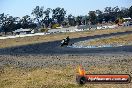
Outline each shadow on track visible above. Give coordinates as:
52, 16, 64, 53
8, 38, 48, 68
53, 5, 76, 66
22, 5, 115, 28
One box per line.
0, 30, 132, 55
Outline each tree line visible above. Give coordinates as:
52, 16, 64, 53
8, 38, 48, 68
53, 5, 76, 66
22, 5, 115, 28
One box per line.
0, 6, 132, 35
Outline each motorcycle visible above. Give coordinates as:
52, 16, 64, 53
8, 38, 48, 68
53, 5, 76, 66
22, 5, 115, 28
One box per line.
60, 39, 69, 47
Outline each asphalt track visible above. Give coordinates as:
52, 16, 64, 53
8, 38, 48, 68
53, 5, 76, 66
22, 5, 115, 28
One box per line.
0, 30, 132, 55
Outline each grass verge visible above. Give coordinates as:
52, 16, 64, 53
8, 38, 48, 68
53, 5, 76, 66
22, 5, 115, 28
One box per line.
0, 64, 131, 88
82, 34, 132, 46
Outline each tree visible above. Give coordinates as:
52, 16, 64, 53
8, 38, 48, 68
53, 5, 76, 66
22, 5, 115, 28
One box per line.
111, 6, 120, 20
96, 10, 103, 16
129, 6, 132, 18
104, 7, 112, 13
0, 13, 17, 34
81, 16, 89, 25
42, 8, 52, 28
20, 15, 31, 29
76, 16, 83, 25
96, 10, 103, 23
118, 7, 129, 18
0, 13, 5, 27
112, 6, 120, 13
68, 14, 76, 26
31, 6, 44, 27
6, 16, 16, 31
28, 23, 37, 29
52, 7, 66, 25
88, 11, 97, 25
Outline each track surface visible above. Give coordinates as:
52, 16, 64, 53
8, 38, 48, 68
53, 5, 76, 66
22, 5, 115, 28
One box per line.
0, 31, 132, 55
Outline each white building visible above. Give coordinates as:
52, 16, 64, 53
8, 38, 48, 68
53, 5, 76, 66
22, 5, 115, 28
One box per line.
13, 28, 34, 35
123, 17, 132, 26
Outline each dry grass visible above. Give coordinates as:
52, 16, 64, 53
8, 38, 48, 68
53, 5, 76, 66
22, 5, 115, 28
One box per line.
0, 54, 132, 88
0, 64, 131, 88
0, 27, 132, 48
82, 34, 132, 46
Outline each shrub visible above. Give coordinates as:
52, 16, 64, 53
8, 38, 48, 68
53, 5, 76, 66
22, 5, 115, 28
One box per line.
40, 28, 48, 32
51, 24, 60, 29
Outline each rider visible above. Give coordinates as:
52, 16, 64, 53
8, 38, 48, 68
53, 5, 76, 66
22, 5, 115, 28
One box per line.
61, 36, 70, 46
65, 36, 70, 44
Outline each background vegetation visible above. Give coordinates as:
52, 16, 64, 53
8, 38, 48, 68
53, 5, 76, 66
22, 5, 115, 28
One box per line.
0, 6, 132, 35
